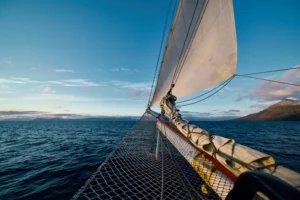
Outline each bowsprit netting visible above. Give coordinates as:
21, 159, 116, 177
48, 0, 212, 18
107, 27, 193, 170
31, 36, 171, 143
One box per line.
72, 113, 224, 200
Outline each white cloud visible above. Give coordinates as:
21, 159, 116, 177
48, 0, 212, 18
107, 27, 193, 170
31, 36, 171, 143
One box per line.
55, 69, 74, 73
48, 79, 104, 87
0, 78, 104, 87
23, 94, 97, 101
110, 68, 137, 73
43, 87, 55, 93
20, 94, 141, 102
236, 66, 300, 102
130, 89, 150, 97
3, 60, 11, 65
111, 80, 151, 90
0, 78, 38, 84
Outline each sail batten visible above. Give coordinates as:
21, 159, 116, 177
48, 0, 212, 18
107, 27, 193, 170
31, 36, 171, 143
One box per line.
150, 0, 237, 106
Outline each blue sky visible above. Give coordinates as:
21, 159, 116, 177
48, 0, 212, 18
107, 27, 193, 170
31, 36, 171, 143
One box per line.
0, 0, 299, 119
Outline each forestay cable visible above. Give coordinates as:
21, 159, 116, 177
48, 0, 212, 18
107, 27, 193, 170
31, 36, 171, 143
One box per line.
236, 74, 300, 87
240, 66, 300, 76
177, 66, 300, 105
148, 0, 175, 106
171, 0, 203, 86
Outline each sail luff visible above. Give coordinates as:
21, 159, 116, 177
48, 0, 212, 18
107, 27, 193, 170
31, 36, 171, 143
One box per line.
150, 0, 237, 106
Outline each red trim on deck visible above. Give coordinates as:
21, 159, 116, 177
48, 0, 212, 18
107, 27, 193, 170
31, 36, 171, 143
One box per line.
158, 118, 237, 182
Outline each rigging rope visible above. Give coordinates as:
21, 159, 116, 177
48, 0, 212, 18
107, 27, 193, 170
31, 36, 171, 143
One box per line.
239, 66, 300, 76
171, 0, 202, 86
177, 76, 235, 107
177, 66, 300, 105
73, 113, 227, 200
173, 0, 210, 86
148, 0, 174, 106
177, 77, 234, 103
235, 74, 300, 87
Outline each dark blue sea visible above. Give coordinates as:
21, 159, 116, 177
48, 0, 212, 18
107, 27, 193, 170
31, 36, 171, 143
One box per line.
0, 120, 299, 199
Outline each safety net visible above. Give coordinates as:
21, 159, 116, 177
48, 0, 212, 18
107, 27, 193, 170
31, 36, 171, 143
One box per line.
72, 113, 232, 200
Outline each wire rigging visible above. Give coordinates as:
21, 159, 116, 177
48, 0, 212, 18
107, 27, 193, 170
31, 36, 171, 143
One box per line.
177, 76, 234, 103
148, 0, 299, 107
239, 66, 300, 76
177, 67, 300, 105
173, 0, 211, 85
235, 74, 300, 87
177, 76, 235, 107
148, 0, 174, 106
171, 0, 201, 85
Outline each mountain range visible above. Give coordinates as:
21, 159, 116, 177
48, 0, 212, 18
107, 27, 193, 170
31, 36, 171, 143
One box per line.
234, 99, 300, 121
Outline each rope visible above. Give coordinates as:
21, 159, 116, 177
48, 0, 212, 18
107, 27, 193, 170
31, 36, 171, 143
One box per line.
160, 132, 164, 200
148, 0, 179, 106
177, 76, 235, 107
171, 0, 202, 86
161, 131, 196, 199
73, 113, 223, 199
148, 0, 174, 106
236, 74, 300, 87
173, 0, 209, 85
177, 77, 234, 103
240, 66, 300, 76
176, 66, 299, 105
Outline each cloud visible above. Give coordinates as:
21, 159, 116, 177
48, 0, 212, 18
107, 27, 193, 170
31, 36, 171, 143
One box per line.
179, 109, 242, 119
0, 110, 142, 120
236, 66, 300, 102
18, 94, 141, 102
221, 109, 240, 115
249, 103, 272, 110
0, 78, 104, 87
180, 111, 212, 117
0, 111, 47, 116
228, 109, 240, 112
43, 87, 55, 93
110, 68, 138, 73
48, 79, 103, 87
30, 67, 36, 70
54, 69, 74, 73
23, 94, 98, 101
111, 81, 151, 98
111, 80, 151, 90
130, 89, 150, 97
0, 111, 41, 115
3, 60, 11, 65
0, 78, 39, 84
0, 110, 86, 120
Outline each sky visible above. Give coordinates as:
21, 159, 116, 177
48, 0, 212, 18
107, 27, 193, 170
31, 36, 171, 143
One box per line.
0, 0, 299, 120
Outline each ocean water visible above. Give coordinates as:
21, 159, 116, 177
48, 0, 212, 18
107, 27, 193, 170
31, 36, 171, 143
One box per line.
0, 120, 299, 199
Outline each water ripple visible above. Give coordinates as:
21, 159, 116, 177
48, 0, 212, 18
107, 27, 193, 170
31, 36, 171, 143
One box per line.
0, 120, 299, 199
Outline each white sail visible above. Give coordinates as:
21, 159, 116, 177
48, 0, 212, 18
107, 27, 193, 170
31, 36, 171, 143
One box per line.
150, 0, 237, 106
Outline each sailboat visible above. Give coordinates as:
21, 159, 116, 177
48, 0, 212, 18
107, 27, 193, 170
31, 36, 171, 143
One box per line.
72, 0, 300, 199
